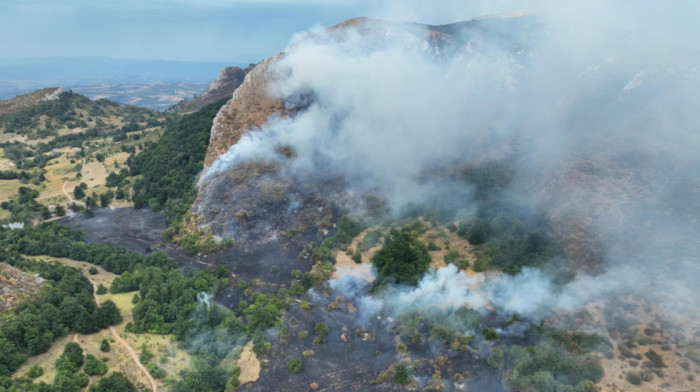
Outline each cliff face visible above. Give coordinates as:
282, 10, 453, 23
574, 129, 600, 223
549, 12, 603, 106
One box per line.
173, 64, 255, 113
191, 15, 540, 250
0, 87, 63, 115
203, 56, 286, 168
192, 14, 698, 270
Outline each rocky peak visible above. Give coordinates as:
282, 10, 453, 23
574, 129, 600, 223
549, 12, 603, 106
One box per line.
172, 64, 255, 113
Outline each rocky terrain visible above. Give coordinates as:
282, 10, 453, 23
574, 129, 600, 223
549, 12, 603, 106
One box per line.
0, 262, 44, 313
172, 64, 256, 113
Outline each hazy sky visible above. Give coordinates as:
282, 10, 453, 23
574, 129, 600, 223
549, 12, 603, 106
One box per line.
0, 0, 541, 63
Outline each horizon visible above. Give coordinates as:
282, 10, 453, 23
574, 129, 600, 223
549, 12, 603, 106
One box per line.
0, 0, 532, 63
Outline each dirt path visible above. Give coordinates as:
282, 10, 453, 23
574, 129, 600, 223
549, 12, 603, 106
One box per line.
62, 182, 75, 203
91, 283, 158, 392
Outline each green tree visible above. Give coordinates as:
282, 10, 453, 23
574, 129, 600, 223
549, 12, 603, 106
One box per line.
84, 354, 108, 376
60, 342, 84, 368
87, 372, 137, 392
27, 364, 44, 379
286, 358, 303, 374
100, 339, 111, 353
73, 186, 85, 200
372, 230, 431, 285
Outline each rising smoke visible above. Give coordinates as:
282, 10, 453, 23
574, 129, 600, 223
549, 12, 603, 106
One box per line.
206, 0, 700, 321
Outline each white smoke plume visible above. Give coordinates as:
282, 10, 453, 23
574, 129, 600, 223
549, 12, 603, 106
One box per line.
208, 0, 700, 320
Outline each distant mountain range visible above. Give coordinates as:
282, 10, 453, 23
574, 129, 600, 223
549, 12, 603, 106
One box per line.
0, 57, 249, 110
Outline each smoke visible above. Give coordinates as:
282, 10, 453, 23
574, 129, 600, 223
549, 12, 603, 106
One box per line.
206, 0, 700, 321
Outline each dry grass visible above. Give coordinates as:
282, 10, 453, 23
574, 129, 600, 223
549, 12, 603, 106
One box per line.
236, 341, 261, 385
0, 179, 22, 201
81, 161, 108, 188
18, 256, 193, 391
333, 228, 382, 282
580, 296, 700, 392
417, 221, 477, 271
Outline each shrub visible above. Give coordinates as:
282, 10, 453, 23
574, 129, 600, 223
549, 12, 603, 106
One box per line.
302, 350, 315, 358
298, 330, 309, 340
488, 346, 505, 368
96, 284, 108, 295
396, 342, 408, 353
100, 339, 111, 352
626, 372, 642, 385
394, 364, 411, 385
286, 358, 303, 374
482, 328, 498, 341
84, 354, 108, 376
372, 230, 431, 285
27, 364, 43, 379
88, 266, 98, 275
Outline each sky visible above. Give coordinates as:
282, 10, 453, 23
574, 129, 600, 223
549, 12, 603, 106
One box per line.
0, 0, 535, 63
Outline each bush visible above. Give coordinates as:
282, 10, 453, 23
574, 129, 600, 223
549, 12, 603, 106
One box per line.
372, 230, 431, 285
84, 354, 108, 376
88, 266, 98, 275
96, 284, 108, 295
252, 340, 271, 356
27, 364, 43, 379
626, 371, 642, 385
302, 350, 315, 358
393, 363, 411, 385
88, 372, 137, 392
100, 339, 111, 353
286, 358, 303, 374
488, 346, 505, 368
482, 328, 498, 341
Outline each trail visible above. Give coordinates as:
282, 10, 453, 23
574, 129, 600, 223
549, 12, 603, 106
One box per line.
61, 182, 75, 203
91, 282, 158, 392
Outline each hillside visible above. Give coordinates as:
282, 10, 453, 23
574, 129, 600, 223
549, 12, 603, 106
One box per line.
0, 89, 165, 223
184, 14, 699, 391
0, 10, 698, 392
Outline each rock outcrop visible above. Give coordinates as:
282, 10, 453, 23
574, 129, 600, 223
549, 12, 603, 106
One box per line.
172, 64, 255, 113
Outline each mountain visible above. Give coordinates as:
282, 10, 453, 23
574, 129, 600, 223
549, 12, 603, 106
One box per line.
0, 88, 164, 223
1, 12, 698, 392
182, 14, 699, 391
0, 87, 63, 116
171, 64, 256, 112
0, 57, 247, 110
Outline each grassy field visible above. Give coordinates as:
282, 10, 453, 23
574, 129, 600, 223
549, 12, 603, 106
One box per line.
14, 256, 193, 391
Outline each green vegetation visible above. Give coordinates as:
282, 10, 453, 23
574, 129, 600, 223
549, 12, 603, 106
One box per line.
26, 364, 43, 379
392, 306, 479, 349
0, 254, 122, 376
285, 358, 303, 374
488, 346, 506, 368
0, 222, 178, 274
503, 343, 604, 391
128, 99, 227, 229
87, 372, 137, 392
482, 327, 498, 341
84, 354, 108, 376
1, 186, 51, 223
456, 164, 566, 275
372, 229, 431, 285
393, 363, 411, 385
